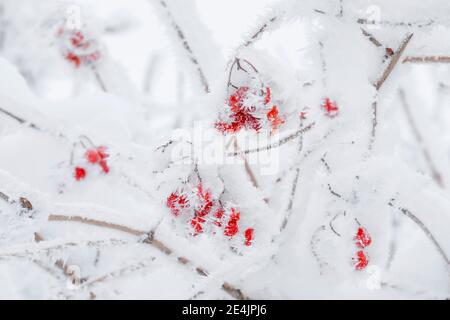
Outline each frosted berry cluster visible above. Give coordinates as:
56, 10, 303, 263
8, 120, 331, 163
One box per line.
166, 183, 254, 247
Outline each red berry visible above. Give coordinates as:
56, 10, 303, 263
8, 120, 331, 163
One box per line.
166, 192, 189, 216
213, 208, 225, 227
65, 52, 81, 68
99, 159, 110, 174
74, 167, 86, 181
267, 105, 285, 131
215, 86, 262, 134
264, 87, 271, 105
321, 97, 339, 117
96, 146, 109, 159
354, 250, 369, 270
355, 227, 372, 248
85, 147, 109, 173
299, 111, 307, 120
85, 149, 100, 164
191, 216, 205, 234
244, 228, 254, 246
224, 208, 240, 237
195, 183, 213, 218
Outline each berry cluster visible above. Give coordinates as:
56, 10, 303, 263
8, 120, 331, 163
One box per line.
215, 86, 285, 134
166, 183, 254, 246
73, 146, 110, 181
352, 226, 372, 270
57, 27, 101, 68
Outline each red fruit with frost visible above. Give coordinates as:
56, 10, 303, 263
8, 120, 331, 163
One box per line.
99, 159, 110, 174
354, 250, 369, 270
195, 183, 214, 218
244, 228, 254, 246
58, 28, 101, 68
85, 147, 110, 173
215, 86, 262, 134
166, 192, 189, 217
224, 208, 240, 237
85, 149, 101, 164
267, 105, 285, 131
264, 87, 271, 105
65, 52, 81, 68
96, 146, 109, 159
191, 216, 205, 235
299, 111, 307, 120
213, 208, 225, 227
322, 97, 339, 117
355, 227, 372, 248
71, 31, 85, 47
74, 167, 86, 181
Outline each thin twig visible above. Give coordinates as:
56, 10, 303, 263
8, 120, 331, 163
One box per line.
403, 56, 450, 64
232, 136, 259, 189
83, 257, 157, 288
281, 119, 305, 231
0, 106, 41, 131
48, 214, 146, 236
155, 0, 209, 93
388, 201, 450, 267
357, 18, 433, 28
242, 16, 277, 49
227, 122, 315, 157
310, 225, 328, 275
91, 65, 107, 92
398, 88, 444, 188
361, 28, 383, 47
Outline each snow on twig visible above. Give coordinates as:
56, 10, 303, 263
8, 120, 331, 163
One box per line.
150, 0, 212, 93
47, 214, 250, 299
403, 56, 450, 63
227, 122, 315, 157
398, 88, 444, 188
